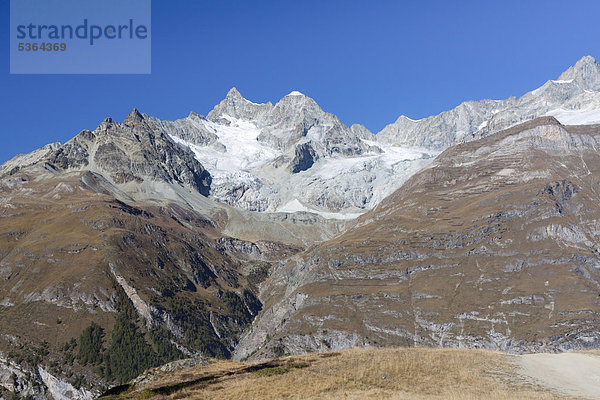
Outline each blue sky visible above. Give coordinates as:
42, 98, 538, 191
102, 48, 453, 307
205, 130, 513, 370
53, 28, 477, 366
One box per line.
2, 0, 600, 163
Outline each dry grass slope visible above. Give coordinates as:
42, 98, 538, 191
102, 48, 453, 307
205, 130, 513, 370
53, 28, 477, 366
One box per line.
99, 347, 577, 400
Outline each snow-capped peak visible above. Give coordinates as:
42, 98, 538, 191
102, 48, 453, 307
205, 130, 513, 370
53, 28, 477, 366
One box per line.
287, 91, 305, 96
398, 115, 422, 123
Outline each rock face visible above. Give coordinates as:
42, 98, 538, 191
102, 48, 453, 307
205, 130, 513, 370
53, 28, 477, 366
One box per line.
3, 109, 213, 199
54, 109, 212, 196
235, 117, 600, 360
149, 111, 220, 147
290, 142, 317, 173
9, 57, 600, 220
207, 87, 274, 123
377, 99, 517, 150
378, 56, 600, 150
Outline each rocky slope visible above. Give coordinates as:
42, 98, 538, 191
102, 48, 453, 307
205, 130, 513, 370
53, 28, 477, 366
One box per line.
235, 117, 600, 360
0, 110, 319, 398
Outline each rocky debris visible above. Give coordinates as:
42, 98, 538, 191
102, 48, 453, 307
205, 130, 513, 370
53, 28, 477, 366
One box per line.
0, 354, 44, 399
38, 367, 95, 400
540, 180, 580, 202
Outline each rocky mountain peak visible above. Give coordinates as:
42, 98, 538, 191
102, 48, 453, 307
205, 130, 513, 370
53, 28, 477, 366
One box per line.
557, 55, 600, 89
350, 123, 374, 139
272, 90, 322, 117
188, 111, 204, 119
571, 55, 597, 70
225, 87, 244, 100
278, 90, 313, 103
123, 108, 146, 127
207, 88, 273, 122
378, 55, 600, 151
96, 117, 116, 133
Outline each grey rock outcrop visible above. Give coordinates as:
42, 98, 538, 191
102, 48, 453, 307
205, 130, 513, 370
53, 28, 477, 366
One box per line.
377, 98, 517, 149
149, 111, 220, 147
6, 109, 213, 197
290, 142, 317, 173
0, 142, 62, 176
557, 55, 600, 89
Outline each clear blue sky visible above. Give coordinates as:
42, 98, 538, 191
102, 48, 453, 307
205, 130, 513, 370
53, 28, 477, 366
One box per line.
2, 0, 600, 163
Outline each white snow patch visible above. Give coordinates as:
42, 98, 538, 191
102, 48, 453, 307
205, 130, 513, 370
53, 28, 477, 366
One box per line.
170, 115, 281, 186
310, 142, 433, 181
287, 91, 305, 96
170, 115, 437, 216
400, 115, 423, 122
546, 108, 600, 125
242, 97, 260, 105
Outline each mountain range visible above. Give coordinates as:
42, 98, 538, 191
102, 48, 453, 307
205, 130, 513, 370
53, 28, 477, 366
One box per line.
2, 56, 600, 399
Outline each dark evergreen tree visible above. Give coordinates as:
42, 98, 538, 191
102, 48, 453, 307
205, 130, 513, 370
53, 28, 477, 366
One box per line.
77, 322, 104, 366
103, 313, 157, 383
